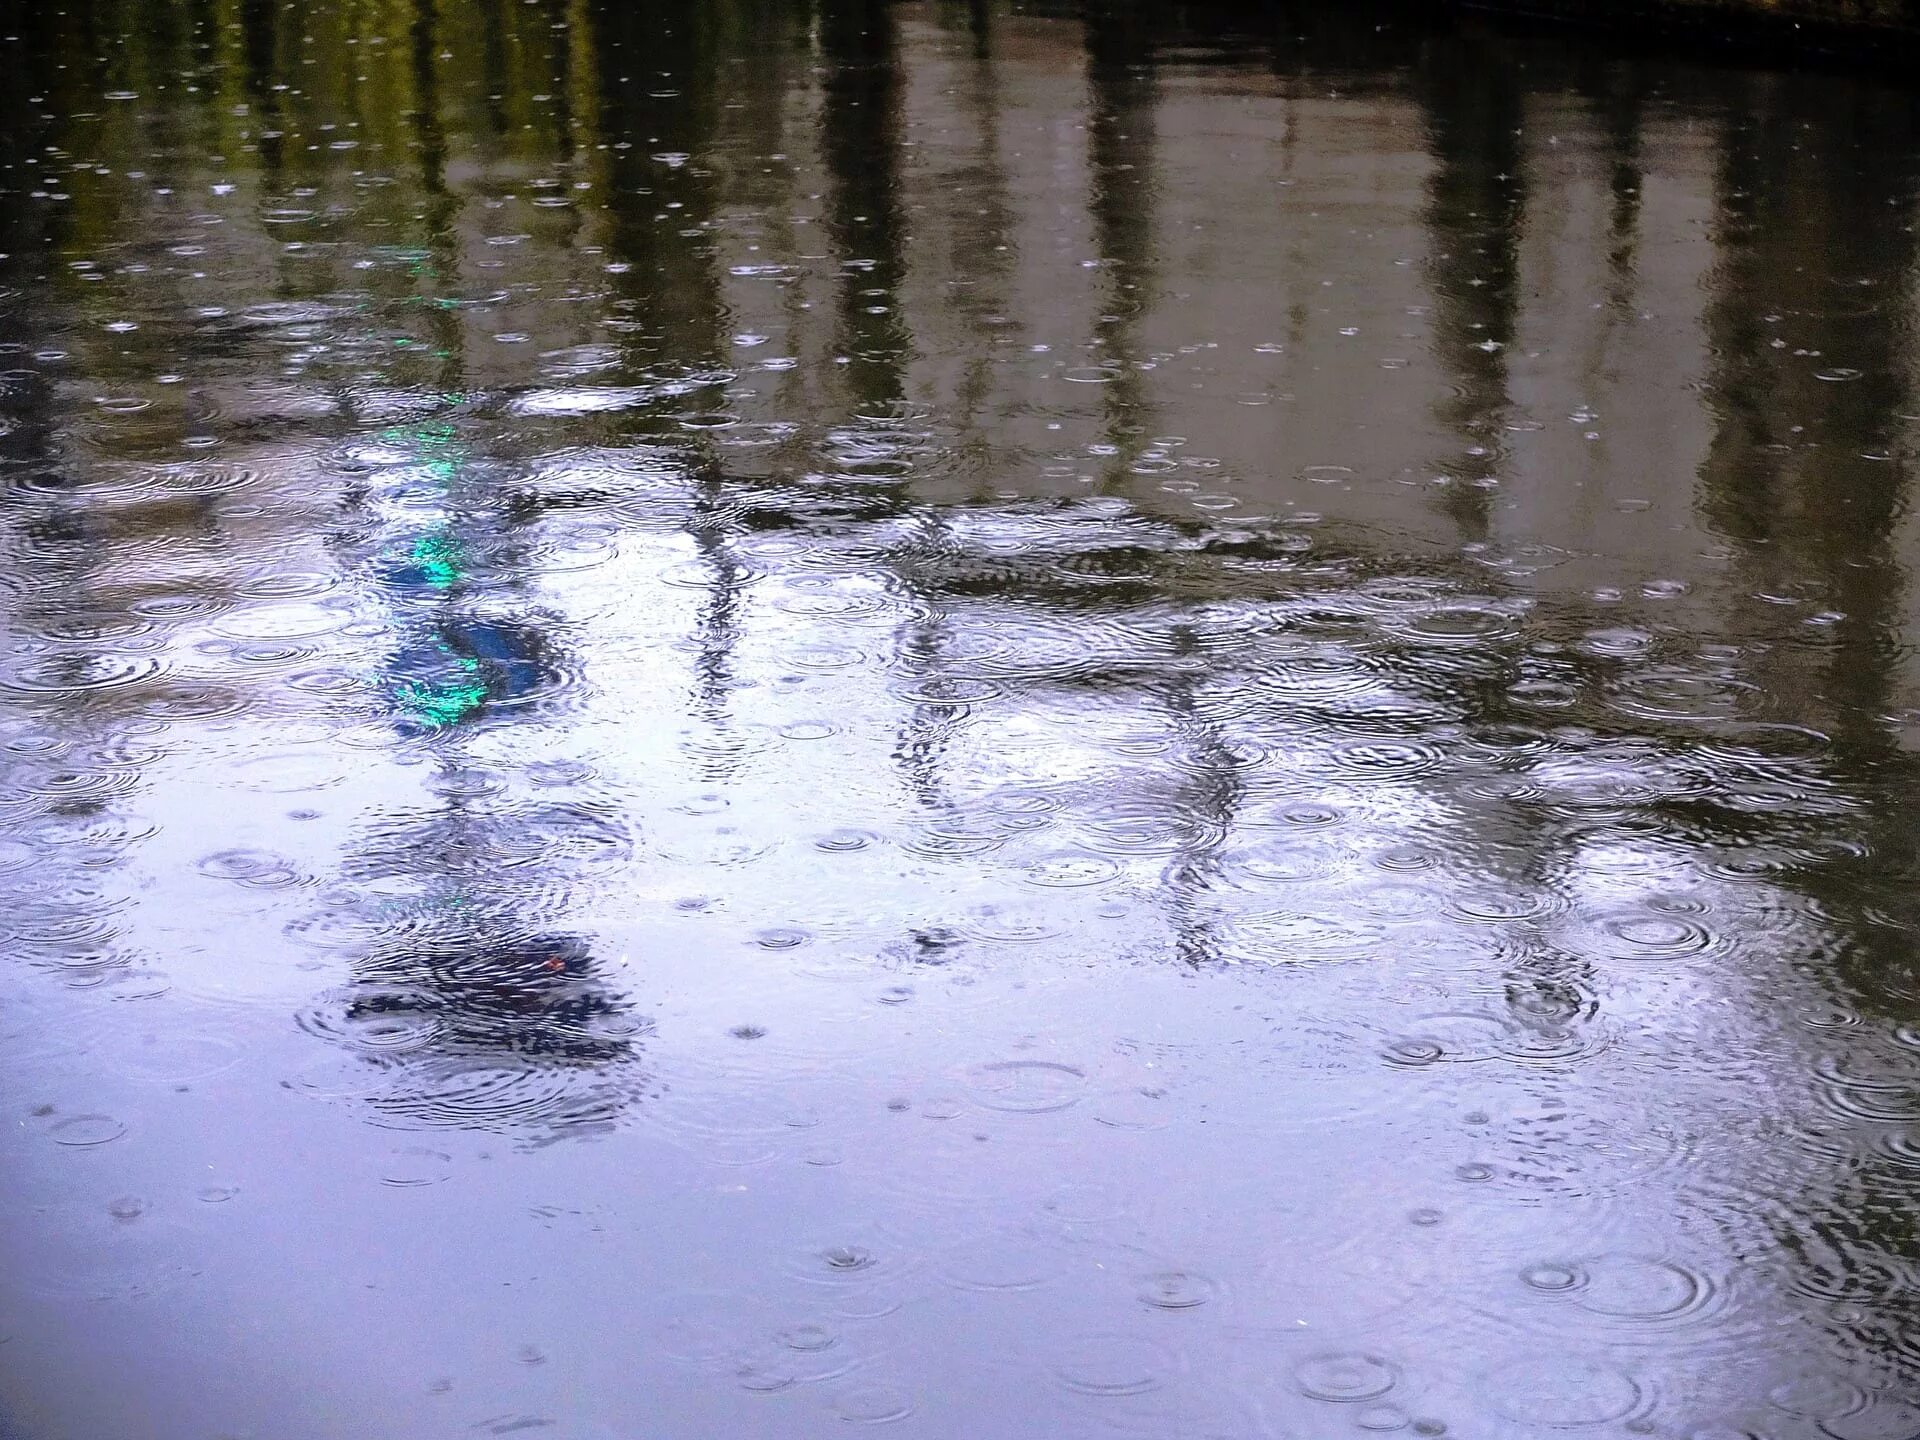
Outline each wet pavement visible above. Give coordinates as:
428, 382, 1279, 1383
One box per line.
2, 1, 1920, 1435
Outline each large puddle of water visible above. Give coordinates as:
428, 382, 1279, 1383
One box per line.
2, 1, 1919, 1435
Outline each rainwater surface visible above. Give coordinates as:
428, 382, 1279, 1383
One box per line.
3, 1, 1920, 1436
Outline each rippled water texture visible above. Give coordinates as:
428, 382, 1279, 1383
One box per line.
3, 0, 1920, 1434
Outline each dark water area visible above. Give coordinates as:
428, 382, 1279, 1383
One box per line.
3, 0, 1920, 1435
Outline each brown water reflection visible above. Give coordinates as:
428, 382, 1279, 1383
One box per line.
2, 1, 1920, 1435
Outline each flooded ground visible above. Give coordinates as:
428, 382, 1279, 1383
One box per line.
3, 0, 1920, 1435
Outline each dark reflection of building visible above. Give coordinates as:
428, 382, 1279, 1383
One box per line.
1688, 67, 1920, 1375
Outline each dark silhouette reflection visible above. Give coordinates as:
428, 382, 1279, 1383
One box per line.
814, 0, 965, 812
316, 432, 646, 1135
1689, 70, 1920, 1375
1415, 19, 1525, 540
312, 747, 648, 1139
347, 930, 631, 1064
1083, 0, 1160, 492
312, 150, 642, 1137
820, 0, 913, 408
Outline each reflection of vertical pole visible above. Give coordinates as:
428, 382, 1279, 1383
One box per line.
480, 0, 512, 140
942, 1, 1016, 491
819, 0, 911, 411
818, 0, 954, 808
968, 0, 990, 59
1699, 79, 1917, 758
410, 0, 465, 396
0, 23, 55, 494
1691, 85, 1920, 1322
1599, 65, 1644, 318
1083, 0, 1157, 497
589, 0, 746, 774
1694, 77, 1920, 1078
1160, 625, 1243, 970
1416, 25, 1524, 544
239, 0, 285, 174
1082, 6, 1237, 965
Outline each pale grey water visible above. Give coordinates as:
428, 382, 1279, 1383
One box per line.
2, 2, 1920, 1436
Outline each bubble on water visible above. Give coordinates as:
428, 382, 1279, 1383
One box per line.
381, 1146, 453, 1187
814, 828, 875, 853
1135, 1269, 1216, 1311
776, 1323, 835, 1352
196, 848, 304, 888
965, 1060, 1086, 1114
650, 1291, 746, 1364
295, 987, 446, 1056
1359, 1405, 1411, 1431
834, 1384, 915, 1424
1053, 1332, 1177, 1396
1769, 1373, 1868, 1419
1296, 1351, 1399, 1402
1092, 1087, 1173, 1131
1021, 856, 1121, 890
1576, 1255, 1711, 1325
1601, 913, 1718, 960
733, 1351, 797, 1393
937, 1231, 1063, 1293
1383, 1013, 1507, 1067
820, 1245, 874, 1273
47, 1113, 126, 1146
1819, 1394, 1920, 1440
1521, 1262, 1589, 1294
1485, 1354, 1643, 1425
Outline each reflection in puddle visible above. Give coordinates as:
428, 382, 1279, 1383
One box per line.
2, 0, 1920, 1434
